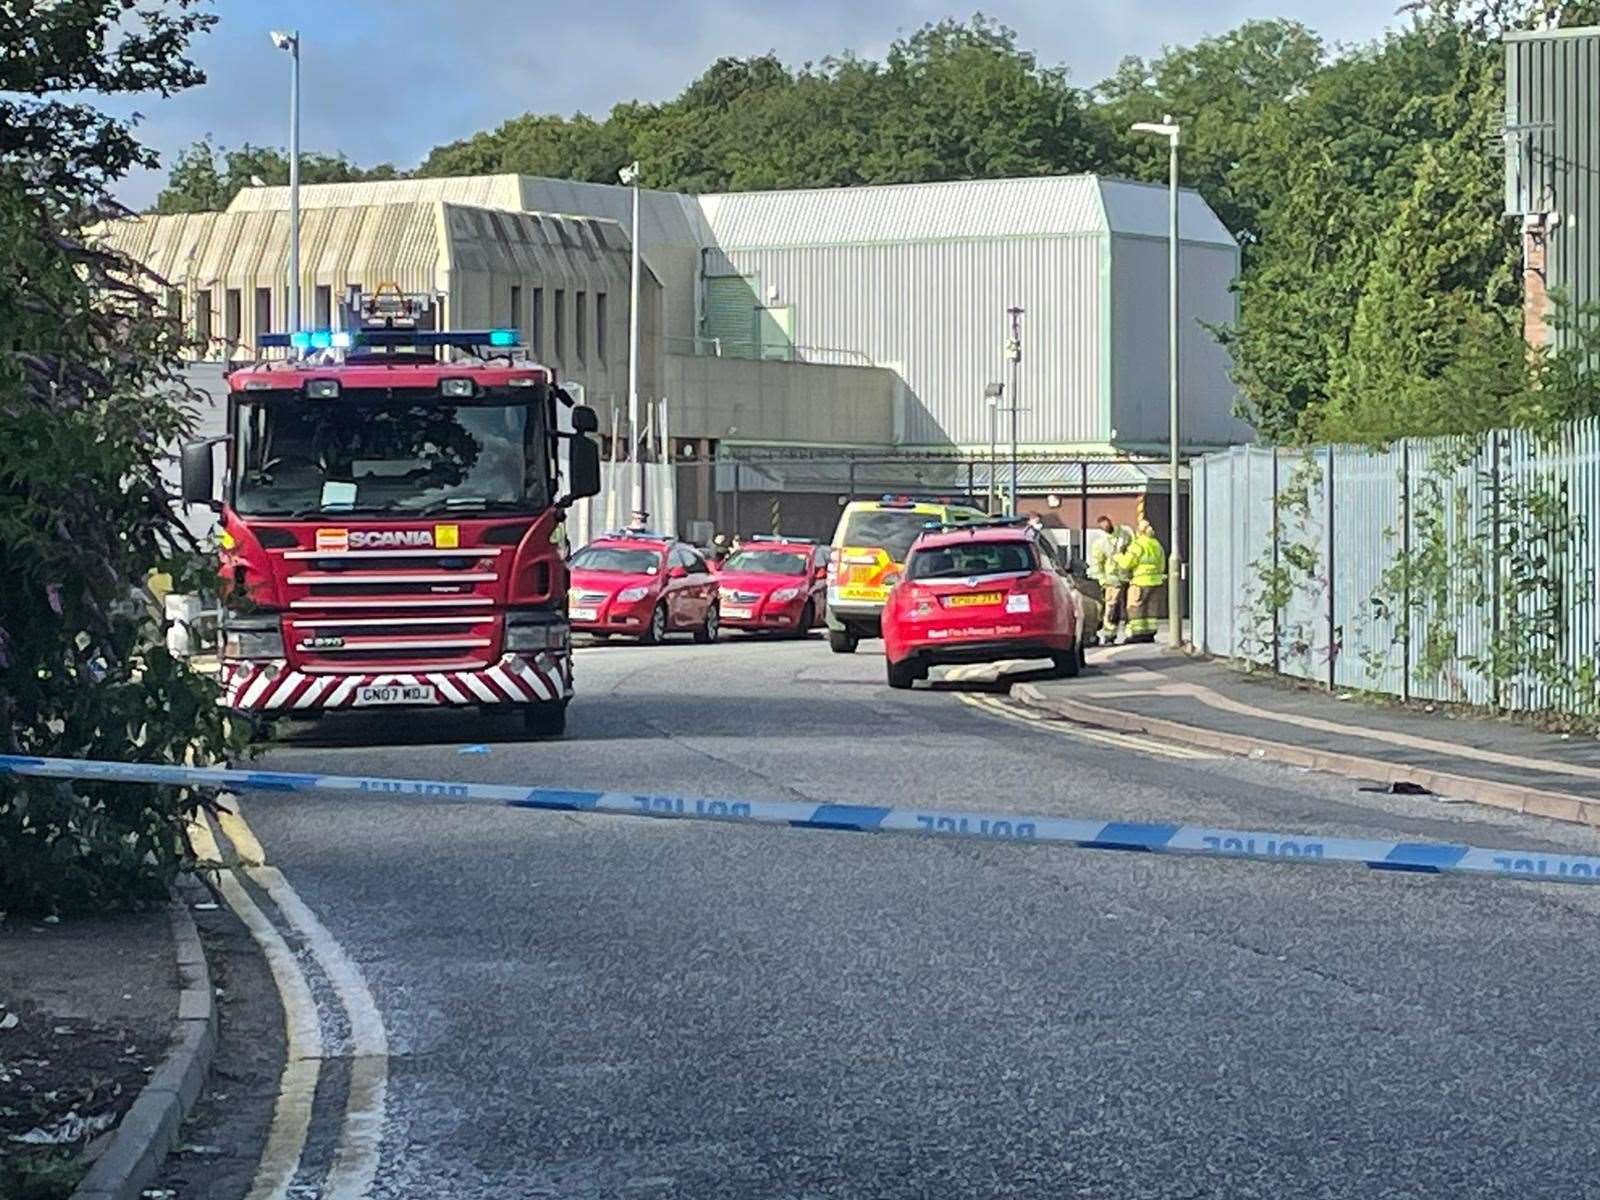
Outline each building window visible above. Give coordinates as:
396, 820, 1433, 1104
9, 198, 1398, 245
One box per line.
224, 289, 242, 347
510, 285, 521, 338
531, 288, 544, 359
575, 291, 587, 363
254, 287, 272, 345
195, 289, 212, 347
554, 289, 565, 361
314, 285, 332, 328
165, 288, 182, 323
596, 292, 607, 362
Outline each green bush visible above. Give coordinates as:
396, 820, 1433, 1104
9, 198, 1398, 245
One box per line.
0, 0, 237, 916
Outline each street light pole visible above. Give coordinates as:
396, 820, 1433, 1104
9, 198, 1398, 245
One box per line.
1132, 114, 1184, 648
619, 161, 644, 519
270, 30, 301, 335
983, 382, 1003, 513
1005, 308, 1024, 517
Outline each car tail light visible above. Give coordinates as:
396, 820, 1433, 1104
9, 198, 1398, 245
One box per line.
826, 549, 840, 586
1013, 571, 1055, 594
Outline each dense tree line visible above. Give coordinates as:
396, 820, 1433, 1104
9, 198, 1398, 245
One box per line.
153, 5, 1600, 443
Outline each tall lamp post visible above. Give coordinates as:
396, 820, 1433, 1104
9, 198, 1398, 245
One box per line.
1132, 114, 1183, 648
270, 30, 301, 335
618, 160, 645, 518
1004, 307, 1023, 517
983, 382, 1003, 513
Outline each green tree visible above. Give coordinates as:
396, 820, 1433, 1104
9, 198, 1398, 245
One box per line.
1313, 61, 1524, 442
154, 137, 229, 212
1095, 20, 1325, 245
155, 137, 401, 212
1, 0, 243, 914
1220, 21, 1507, 439
418, 113, 627, 183
411, 17, 1104, 195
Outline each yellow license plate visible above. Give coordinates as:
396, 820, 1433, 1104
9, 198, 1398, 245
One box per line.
946, 592, 1002, 607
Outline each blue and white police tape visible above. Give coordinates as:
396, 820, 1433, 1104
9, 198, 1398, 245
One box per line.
5, 752, 1600, 887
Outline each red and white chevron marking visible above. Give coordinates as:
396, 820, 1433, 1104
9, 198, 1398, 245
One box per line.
220, 653, 572, 711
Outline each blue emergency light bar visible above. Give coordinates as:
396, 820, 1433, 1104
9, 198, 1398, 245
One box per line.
259, 328, 519, 352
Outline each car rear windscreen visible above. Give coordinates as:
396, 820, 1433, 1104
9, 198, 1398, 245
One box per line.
907, 540, 1037, 580
840, 510, 938, 563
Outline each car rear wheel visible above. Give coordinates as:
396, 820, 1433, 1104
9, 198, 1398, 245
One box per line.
642, 603, 668, 644
886, 657, 919, 689
793, 602, 815, 638
694, 604, 720, 644
828, 628, 858, 654
521, 700, 568, 738
1052, 650, 1081, 679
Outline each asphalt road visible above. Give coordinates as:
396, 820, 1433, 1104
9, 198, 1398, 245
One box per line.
234, 633, 1600, 1199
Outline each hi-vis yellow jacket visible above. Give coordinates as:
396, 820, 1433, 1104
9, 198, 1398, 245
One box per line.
1118, 532, 1166, 588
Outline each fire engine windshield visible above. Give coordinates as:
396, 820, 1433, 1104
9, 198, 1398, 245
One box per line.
232, 392, 551, 517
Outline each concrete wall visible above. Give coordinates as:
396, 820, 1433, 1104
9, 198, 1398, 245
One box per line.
664, 354, 898, 446
1109, 235, 1250, 451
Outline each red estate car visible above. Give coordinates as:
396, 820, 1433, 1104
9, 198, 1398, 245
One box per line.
568, 533, 719, 644
716, 536, 829, 636
880, 519, 1080, 689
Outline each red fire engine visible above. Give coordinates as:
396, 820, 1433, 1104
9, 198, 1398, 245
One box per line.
179, 289, 601, 737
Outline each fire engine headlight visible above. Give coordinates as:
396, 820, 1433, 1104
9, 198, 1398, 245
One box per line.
439, 378, 476, 398
616, 585, 651, 603
221, 618, 284, 660
505, 618, 569, 651
770, 586, 803, 603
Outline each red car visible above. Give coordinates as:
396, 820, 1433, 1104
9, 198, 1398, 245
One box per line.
715, 536, 829, 636
880, 519, 1080, 689
568, 533, 719, 643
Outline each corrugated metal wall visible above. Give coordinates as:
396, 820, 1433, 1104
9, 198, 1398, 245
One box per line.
1193, 418, 1600, 715
1110, 237, 1248, 449
1505, 27, 1599, 339
710, 236, 1106, 447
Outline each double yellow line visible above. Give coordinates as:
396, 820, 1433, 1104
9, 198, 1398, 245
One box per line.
188, 803, 387, 1200
957, 692, 1218, 761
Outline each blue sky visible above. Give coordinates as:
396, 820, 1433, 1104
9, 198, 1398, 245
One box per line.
111, 0, 1406, 207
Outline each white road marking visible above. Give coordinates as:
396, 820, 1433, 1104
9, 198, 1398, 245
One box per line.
957, 693, 1218, 761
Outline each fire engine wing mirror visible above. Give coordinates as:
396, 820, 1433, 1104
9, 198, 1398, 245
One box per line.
571, 404, 599, 435
180, 438, 223, 509
562, 434, 602, 505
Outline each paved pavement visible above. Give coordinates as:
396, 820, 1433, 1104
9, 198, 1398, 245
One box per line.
213, 634, 1600, 1199
1026, 643, 1600, 806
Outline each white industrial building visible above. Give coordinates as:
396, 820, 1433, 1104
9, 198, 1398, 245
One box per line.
105, 171, 1248, 538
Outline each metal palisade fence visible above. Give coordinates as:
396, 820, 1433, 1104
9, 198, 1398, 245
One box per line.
1191, 418, 1600, 716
